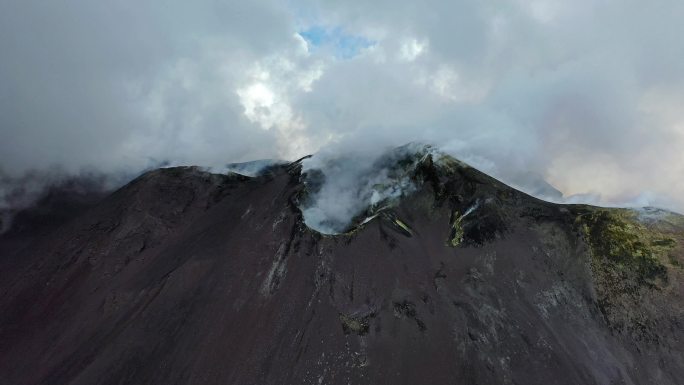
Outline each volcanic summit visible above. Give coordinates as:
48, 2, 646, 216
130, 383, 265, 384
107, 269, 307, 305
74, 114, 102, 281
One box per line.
1, 147, 683, 385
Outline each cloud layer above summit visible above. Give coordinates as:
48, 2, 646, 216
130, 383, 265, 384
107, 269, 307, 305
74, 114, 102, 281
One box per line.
2, 0, 684, 211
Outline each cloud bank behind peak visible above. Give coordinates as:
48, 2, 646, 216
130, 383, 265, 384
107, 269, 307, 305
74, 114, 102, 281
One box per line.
1, 0, 684, 213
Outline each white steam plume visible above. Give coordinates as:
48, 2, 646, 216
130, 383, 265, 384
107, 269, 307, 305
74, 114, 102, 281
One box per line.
2, 0, 684, 226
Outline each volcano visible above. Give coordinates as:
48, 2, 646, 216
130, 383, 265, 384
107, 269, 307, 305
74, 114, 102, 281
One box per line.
1, 150, 683, 385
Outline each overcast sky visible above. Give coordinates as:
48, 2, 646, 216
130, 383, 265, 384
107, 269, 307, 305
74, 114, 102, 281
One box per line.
2, 0, 684, 211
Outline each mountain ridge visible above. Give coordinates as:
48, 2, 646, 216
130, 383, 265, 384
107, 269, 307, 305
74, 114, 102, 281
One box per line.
1, 154, 683, 384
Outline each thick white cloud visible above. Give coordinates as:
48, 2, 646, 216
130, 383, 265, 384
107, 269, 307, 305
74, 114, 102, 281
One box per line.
1, 0, 684, 213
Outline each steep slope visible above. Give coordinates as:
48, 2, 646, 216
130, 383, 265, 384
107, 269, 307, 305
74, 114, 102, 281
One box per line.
0, 156, 683, 385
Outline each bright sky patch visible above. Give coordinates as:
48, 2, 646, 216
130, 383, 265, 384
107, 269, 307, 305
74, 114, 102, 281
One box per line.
298, 26, 375, 59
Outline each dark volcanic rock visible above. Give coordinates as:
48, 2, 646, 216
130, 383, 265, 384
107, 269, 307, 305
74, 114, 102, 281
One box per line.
1, 158, 683, 385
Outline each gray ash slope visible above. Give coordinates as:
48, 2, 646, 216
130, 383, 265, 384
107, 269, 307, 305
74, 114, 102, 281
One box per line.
1, 153, 684, 385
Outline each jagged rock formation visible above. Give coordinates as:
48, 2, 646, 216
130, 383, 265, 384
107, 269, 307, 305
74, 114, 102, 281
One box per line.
1, 154, 683, 385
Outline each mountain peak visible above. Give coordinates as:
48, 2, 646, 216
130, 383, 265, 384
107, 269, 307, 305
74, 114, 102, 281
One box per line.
1, 148, 684, 384
297, 144, 516, 235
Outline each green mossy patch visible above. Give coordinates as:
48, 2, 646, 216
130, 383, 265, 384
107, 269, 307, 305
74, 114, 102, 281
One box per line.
448, 211, 465, 247
574, 207, 680, 338
576, 209, 670, 286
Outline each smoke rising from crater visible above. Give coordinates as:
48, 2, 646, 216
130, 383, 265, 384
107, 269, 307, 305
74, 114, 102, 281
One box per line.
2, 0, 684, 220
300, 144, 431, 234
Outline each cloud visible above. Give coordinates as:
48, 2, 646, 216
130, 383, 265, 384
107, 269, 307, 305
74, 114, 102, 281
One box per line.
1, 0, 684, 222
0, 0, 298, 175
